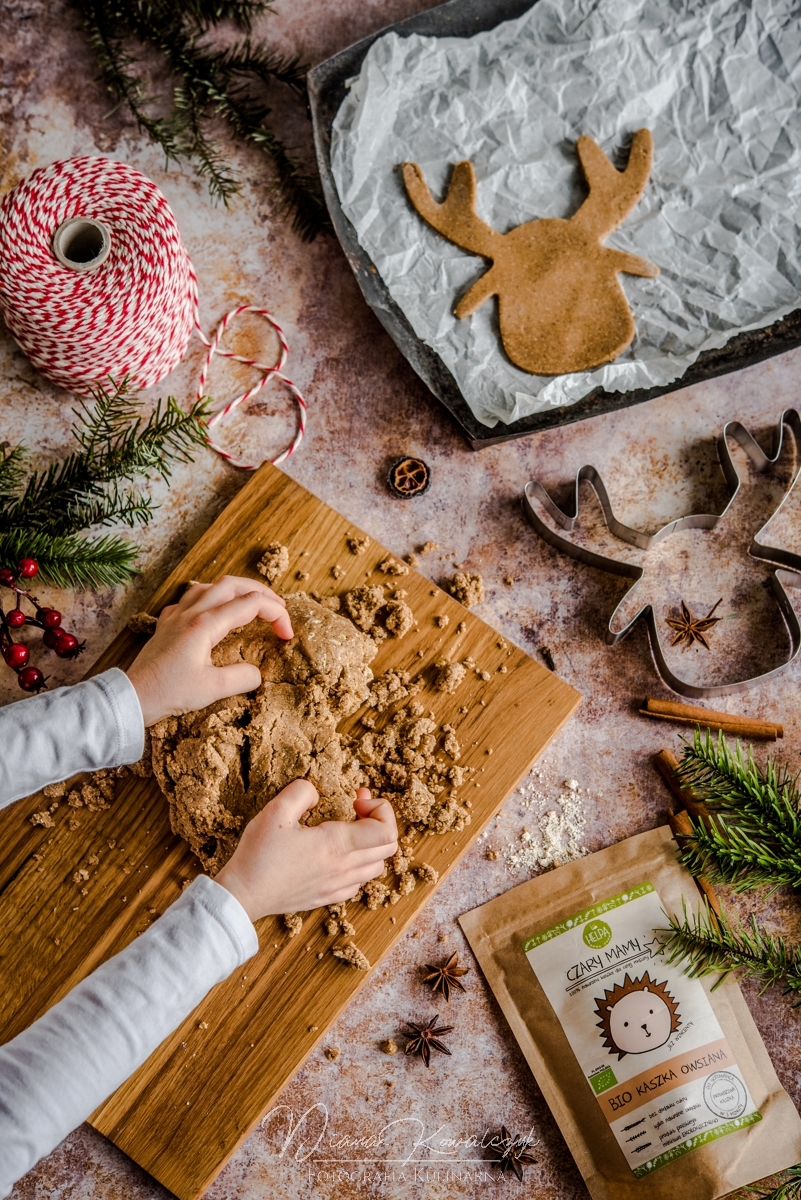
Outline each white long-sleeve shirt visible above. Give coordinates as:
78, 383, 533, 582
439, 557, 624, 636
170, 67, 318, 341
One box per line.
0, 670, 258, 1195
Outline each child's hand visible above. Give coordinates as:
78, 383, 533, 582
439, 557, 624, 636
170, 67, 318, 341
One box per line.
215, 782, 398, 920
127, 575, 293, 726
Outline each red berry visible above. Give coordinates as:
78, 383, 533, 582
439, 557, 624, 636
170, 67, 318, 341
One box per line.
43, 629, 61, 650
0, 568, 15, 587
4, 642, 30, 669
16, 558, 39, 580
6, 608, 26, 628
41, 608, 62, 629
17, 665, 45, 692
54, 632, 83, 659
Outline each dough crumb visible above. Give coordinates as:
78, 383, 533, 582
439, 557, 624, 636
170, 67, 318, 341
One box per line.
347, 535, 370, 555
414, 862, 439, 884
443, 729, 461, 760
30, 811, 54, 828
325, 1046, 341, 1061
433, 659, 467, 694
378, 556, 409, 576
362, 880, 391, 909
383, 599, 414, 638
43, 781, 67, 800
447, 571, 485, 607
331, 564, 345, 579
434, 614, 449, 628
343, 584, 385, 631
419, 541, 438, 555
284, 913, 303, 937
381, 1038, 399, 1055
332, 941, 371, 970
256, 542, 289, 584
127, 612, 158, 635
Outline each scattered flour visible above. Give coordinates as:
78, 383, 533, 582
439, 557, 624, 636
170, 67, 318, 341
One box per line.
503, 775, 588, 872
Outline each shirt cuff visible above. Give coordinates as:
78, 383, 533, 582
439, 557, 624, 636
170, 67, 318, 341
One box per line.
188, 875, 259, 963
95, 668, 145, 765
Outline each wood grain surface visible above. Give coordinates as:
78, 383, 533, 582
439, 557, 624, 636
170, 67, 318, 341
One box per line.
0, 464, 581, 1198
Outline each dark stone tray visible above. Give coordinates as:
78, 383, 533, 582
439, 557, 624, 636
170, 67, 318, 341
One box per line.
307, 0, 801, 450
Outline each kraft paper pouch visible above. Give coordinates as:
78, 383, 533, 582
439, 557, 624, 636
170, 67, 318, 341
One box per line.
460, 826, 801, 1200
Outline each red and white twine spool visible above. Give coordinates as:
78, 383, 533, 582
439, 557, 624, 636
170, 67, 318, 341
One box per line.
0, 156, 305, 469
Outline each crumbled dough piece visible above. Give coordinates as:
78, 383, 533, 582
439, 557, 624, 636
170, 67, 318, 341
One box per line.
284, 913, 303, 937
368, 669, 423, 712
405, 553, 419, 567
383, 600, 414, 638
43, 781, 67, 800
378, 556, 409, 576
382, 1038, 399, 1055
73, 868, 90, 884
418, 541, 438, 555
325, 1046, 341, 1061
362, 880, 391, 909
433, 659, 467, 694
443, 729, 461, 760
127, 612, 158, 635
447, 571, 485, 607
434, 614, 449, 628
343, 584, 386, 631
30, 811, 54, 828
296, 570, 310, 581
347, 535, 369, 555
456, 621, 466, 634
486, 849, 499, 860
414, 862, 439, 884
503, 575, 514, 586
256, 542, 290, 584
389, 871, 416, 903
332, 942, 371, 970
149, 594, 376, 874
324, 917, 339, 936
479, 670, 491, 681
331, 564, 345, 579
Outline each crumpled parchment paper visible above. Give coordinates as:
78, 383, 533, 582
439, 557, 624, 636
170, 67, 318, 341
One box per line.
331, 0, 801, 428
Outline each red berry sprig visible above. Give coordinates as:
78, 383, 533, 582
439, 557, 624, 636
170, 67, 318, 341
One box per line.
0, 558, 86, 692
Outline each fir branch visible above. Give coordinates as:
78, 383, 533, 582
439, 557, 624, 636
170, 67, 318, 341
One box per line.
76, 0, 330, 239
660, 898, 801, 997
0, 530, 139, 589
2, 382, 209, 538
673, 730, 801, 892
748, 1165, 801, 1200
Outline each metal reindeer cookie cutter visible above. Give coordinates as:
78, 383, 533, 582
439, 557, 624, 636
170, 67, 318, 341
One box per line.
523, 409, 801, 698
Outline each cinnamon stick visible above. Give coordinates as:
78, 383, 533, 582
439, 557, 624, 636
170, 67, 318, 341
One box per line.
654, 748, 710, 825
667, 809, 721, 918
641, 696, 782, 741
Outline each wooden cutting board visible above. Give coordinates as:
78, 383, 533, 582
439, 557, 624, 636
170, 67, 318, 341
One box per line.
0, 463, 580, 1198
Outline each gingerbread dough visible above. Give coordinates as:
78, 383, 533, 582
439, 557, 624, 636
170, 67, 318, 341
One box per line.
401, 129, 658, 375
149, 593, 376, 873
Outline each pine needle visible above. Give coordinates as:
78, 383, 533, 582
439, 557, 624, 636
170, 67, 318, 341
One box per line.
661, 899, 801, 997
0, 530, 139, 589
672, 730, 801, 892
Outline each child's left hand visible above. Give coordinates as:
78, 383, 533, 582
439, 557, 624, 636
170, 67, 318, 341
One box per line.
127, 575, 293, 726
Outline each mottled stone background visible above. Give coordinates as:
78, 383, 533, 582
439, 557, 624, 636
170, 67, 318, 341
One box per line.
2, 1, 801, 1197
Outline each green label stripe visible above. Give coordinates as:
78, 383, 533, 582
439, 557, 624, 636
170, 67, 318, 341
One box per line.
631, 1112, 762, 1177
522, 883, 655, 951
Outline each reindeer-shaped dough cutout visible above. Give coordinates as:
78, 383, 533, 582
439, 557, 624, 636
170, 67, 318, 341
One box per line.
401, 130, 658, 376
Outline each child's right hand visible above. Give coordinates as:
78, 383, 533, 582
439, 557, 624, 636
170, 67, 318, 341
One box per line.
214, 782, 398, 922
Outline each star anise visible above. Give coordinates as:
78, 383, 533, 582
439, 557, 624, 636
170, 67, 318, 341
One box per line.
487, 1125, 537, 1180
665, 598, 723, 649
422, 952, 470, 1001
401, 1015, 454, 1067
